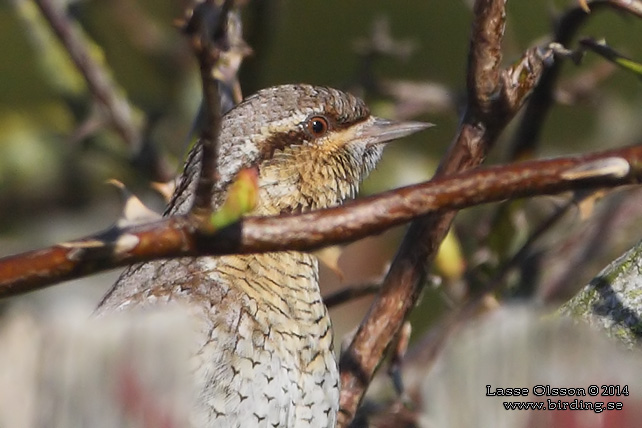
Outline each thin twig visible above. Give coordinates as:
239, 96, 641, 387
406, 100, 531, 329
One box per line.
183, 0, 233, 216
509, 0, 642, 160
540, 192, 628, 302
34, 0, 141, 149
323, 283, 381, 309
484, 199, 576, 294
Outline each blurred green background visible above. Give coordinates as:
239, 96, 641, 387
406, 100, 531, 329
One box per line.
2, 0, 642, 339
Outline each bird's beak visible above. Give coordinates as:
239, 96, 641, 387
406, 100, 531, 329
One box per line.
360, 117, 434, 147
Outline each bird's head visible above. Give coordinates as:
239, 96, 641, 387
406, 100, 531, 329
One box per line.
170, 84, 430, 216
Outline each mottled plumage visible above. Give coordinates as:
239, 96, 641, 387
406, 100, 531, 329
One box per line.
97, 84, 428, 427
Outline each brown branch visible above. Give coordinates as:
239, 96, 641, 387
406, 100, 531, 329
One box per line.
472, 0, 642, 312
465, 0, 505, 119
401, 0, 642, 381
182, 0, 233, 216
1, 145, 640, 297
34, 0, 141, 149
335, 0, 556, 423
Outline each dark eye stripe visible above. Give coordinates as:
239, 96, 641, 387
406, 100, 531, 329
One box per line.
256, 111, 370, 162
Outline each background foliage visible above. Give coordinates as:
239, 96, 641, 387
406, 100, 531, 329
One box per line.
2, 2, 642, 424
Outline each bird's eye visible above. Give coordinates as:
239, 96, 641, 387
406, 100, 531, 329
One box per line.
306, 116, 329, 138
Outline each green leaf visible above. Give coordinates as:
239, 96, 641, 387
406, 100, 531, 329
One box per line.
209, 167, 259, 229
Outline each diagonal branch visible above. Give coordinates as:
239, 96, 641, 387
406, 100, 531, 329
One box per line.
34, 0, 141, 149
336, 0, 553, 423
0, 145, 640, 298
336, 3, 642, 418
